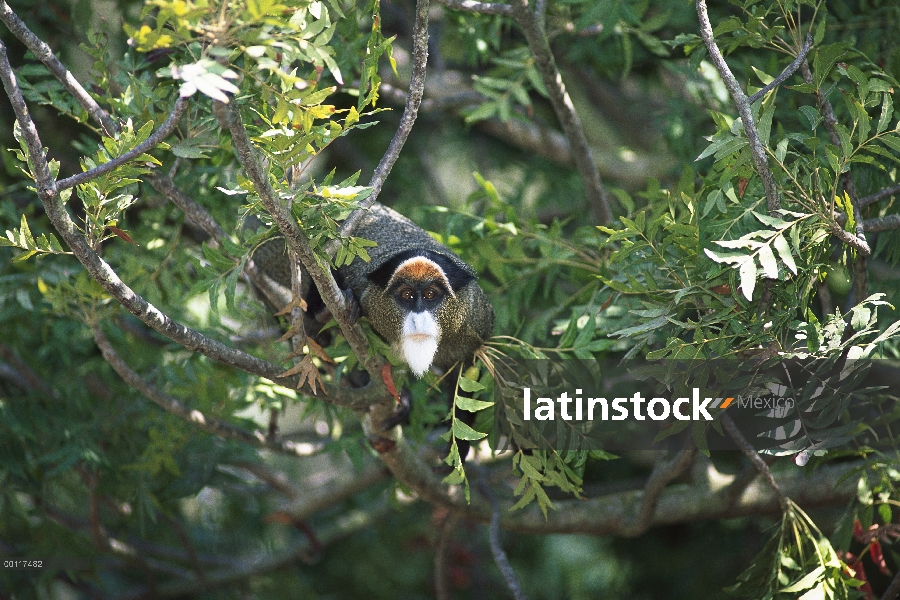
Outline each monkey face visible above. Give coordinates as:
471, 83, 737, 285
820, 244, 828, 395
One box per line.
389, 280, 448, 377
358, 247, 482, 377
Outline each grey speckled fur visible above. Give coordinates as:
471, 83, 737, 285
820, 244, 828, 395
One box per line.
251, 203, 494, 372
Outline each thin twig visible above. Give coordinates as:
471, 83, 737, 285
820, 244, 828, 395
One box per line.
0, 0, 117, 136
281, 465, 391, 521
720, 413, 791, 514
882, 569, 900, 600
92, 324, 336, 456
434, 0, 512, 16
798, 59, 871, 309
746, 33, 813, 104
620, 438, 698, 537
478, 481, 527, 600
696, 0, 780, 212
0, 341, 57, 397
510, 0, 611, 224
0, 45, 337, 389
434, 512, 459, 600
146, 173, 228, 241
146, 172, 296, 310
56, 98, 189, 191
325, 0, 432, 256
214, 100, 381, 381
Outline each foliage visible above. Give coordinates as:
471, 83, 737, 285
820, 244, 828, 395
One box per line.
3, 0, 900, 598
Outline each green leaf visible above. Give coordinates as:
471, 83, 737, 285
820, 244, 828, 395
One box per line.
773, 233, 797, 275
757, 243, 778, 279
455, 395, 494, 412
739, 257, 757, 300
877, 93, 894, 134
457, 376, 485, 393
781, 566, 825, 593
452, 419, 487, 441
798, 105, 822, 130
813, 44, 848, 89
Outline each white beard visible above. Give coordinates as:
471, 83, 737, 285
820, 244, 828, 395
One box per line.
401, 311, 440, 377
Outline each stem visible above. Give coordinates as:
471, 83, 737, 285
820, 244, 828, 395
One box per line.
510, 0, 611, 224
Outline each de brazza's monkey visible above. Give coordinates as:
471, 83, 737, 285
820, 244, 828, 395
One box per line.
252, 203, 494, 379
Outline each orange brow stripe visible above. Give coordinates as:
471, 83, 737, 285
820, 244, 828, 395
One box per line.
388, 257, 455, 296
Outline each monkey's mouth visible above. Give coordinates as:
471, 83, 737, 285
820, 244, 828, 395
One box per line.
404, 333, 437, 342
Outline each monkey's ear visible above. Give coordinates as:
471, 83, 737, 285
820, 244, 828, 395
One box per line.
367, 249, 475, 293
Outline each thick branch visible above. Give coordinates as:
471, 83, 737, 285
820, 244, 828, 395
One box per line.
831, 222, 872, 254
434, 0, 512, 16
56, 98, 189, 191
214, 100, 381, 381
696, 0, 780, 212
92, 325, 326, 456
383, 439, 859, 534
510, 0, 611, 224
863, 214, 900, 232
325, 0, 432, 256
0, 0, 117, 136
721, 414, 790, 514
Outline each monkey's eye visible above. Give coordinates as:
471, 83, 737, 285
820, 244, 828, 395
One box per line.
422, 286, 439, 301
398, 287, 415, 301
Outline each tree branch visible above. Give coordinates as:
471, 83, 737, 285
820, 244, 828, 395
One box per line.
434, 511, 458, 600
434, 0, 512, 16
882, 569, 900, 600
720, 413, 791, 514
376, 80, 675, 186
798, 58, 871, 310
0, 45, 342, 392
366, 429, 861, 536
214, 100, 382, 381
510, 0, 611, 224
0, 0, 117, 136
92, 325, 339, 455
279, 464, 391, 521
746, 33, 813, 105
0, 341, 57, 397
146, 172, 298, 313
863, 214, 900, 232
861, 183, 900, 208
696, 0, 780, 212
56, 98, 189, 192
619, 439, 698, 537
118, 504, 391, 600
479, 481, 527, 600
325, 0, 432, 256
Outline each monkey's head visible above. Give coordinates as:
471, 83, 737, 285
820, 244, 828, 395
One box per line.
357, 248, 489, 377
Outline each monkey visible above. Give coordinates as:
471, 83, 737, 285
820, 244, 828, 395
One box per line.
250, 203, 494, 380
